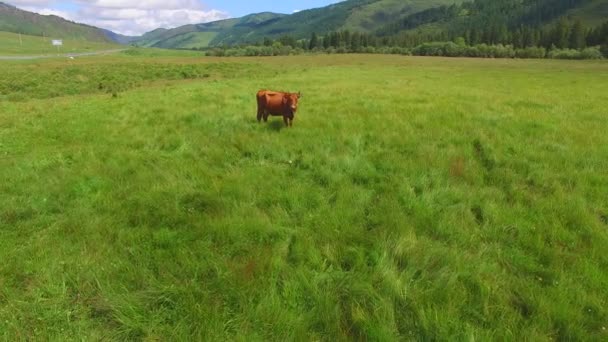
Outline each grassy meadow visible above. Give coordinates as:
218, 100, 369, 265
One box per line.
1, 53, 607, 340
0, 31, 120, 56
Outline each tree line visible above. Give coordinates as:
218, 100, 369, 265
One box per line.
315, 18, 608, 51
204, 17, 607, 59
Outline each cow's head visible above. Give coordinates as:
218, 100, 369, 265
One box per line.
283, 92, 301, 114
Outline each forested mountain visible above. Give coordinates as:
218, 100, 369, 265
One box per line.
376, 0, 608, 47
134, 0, 608, 50
0, 2, 115, 42
1, 0, 606, 53
132, 0, 462, 48
132, 13, 288, 48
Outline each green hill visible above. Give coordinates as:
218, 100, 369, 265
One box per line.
563, 0, 608, 26
340, 0, 467, 32
152, 32, 218, 49
136, 0, 608, 50
0, 31, 120, 55
3, 0, 606, 51
0, 2, 115, 43
132, 13, 286, 48
132, 0, 461, 48
377, 0, 608, 38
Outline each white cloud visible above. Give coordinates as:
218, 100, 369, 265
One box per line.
75, 0, 205, 10
79, 8, 228, 35
20, 5, 73, 19
6, 0, 54, 5
9, 0, 229, 36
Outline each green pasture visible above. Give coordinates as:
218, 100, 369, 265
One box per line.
0, 54, 607, 340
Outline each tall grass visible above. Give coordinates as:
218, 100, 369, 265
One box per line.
1, 55, 607, 340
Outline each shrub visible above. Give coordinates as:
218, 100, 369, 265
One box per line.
579, 47, 603, 59
412, 42, 446, 56
601, 44, 608, 58
443, 42, 463, 57
491, 44, 515, 58
548, 48, 581, 59
389, 46, 410, 55
515, 46, 546, 59
363, 46, 376, 54
336, 46, 348, 54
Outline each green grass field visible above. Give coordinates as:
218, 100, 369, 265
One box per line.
0, 31, 121, 56
1, 54, 607, 340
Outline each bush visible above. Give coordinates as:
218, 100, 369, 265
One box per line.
411, 42, 515, 58
336, 46, 348, 54
443, 42, 462, 57
204, 41, 598, 60
492, 44, 515, 58
579, 47, 603, 59
515, 46, 546, 59
601, 45, 608, 58
412, 42, 446, 56
465, 45, 480, 57
547, 47, 604, 60
363, 46, 376, 54
476, 44, 492, 58
389, 46, 410, 55
548, 48, 581, 59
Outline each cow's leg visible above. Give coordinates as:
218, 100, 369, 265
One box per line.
263, 111, 268, 122
283, 115, 289, 126
257, 107, 262, 122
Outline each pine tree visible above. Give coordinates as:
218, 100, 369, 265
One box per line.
343, 30, 351, 47
351, 32, 361, 52
569, 20, 585, 49
513, 27, 523, 48
309, 32, 318, 50
329, 32, 338, 47
497, 24, 508, 45
554, 17, 570, 48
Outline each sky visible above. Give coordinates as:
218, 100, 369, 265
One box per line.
6, 0, 342, 36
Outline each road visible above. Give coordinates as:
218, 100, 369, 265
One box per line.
0, 49, 127, 60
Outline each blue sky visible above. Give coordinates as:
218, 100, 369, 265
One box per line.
203, 1, 340, 17
7, 1, 341, 35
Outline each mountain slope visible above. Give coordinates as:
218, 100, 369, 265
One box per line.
237, 0, 467, 42
132, 13, 285, 48
563, 0, 608, 26
341, 0, 467, 32
135, 0, 462, 48
0, 30, 120, 55
377, 0, 608, 38
0, 2, 117, 42
101, 29, 137, 45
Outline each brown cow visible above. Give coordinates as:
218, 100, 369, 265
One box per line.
256, 90, 301, 127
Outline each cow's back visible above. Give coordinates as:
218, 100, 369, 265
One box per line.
265, 92, 284, 109
259, 90, 285, 115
